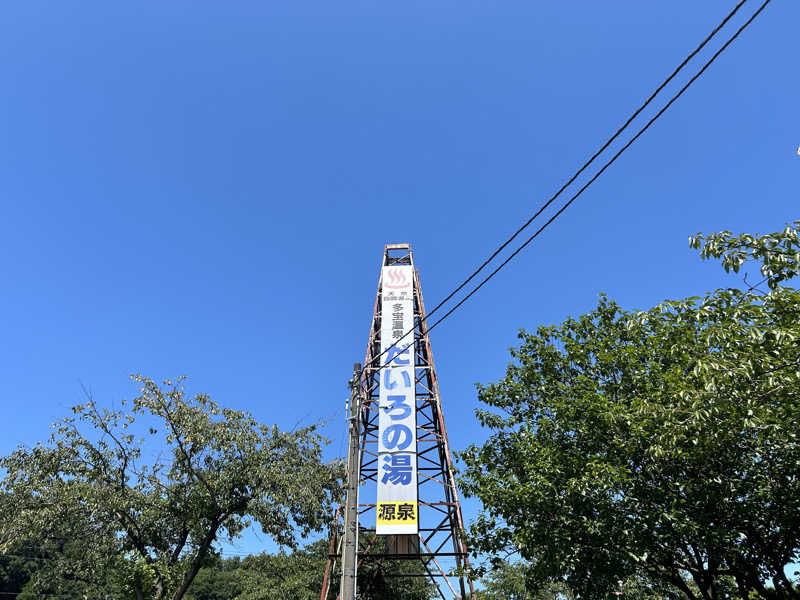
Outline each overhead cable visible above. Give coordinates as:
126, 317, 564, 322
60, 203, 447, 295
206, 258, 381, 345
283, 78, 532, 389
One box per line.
421, 0, 772, 338
365, 0, 770, 376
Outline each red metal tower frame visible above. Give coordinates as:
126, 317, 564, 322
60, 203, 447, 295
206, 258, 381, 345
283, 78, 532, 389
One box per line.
321, 244, 476, 600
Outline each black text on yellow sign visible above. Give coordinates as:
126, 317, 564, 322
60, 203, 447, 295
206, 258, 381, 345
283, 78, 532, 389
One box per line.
376, 501, 418, 525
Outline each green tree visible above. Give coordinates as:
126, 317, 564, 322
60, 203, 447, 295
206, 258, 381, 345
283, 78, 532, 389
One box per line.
233, 540, 328, 600
459, 223, 800, 600
183, 536, 436, 600
1, 376, 342, 600
476, 560, 574, 600
188, 556, 244, 600
0, 542, 39, 596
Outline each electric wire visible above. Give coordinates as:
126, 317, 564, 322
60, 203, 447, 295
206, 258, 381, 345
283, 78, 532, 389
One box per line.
420, 0, 771, 339
360, 0, 752, 377
365, 0, 771, 378
416, 0, 749, 323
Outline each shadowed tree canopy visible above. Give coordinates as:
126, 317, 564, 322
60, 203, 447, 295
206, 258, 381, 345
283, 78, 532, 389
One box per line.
0, 376, 342, 600
188, 537, 436, 600
475, 560, 575, 600
188, 541, 327, 600
460, 222, 800, 600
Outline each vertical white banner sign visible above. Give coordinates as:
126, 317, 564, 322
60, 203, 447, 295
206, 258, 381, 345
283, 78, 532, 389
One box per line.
376, 265, 418, 535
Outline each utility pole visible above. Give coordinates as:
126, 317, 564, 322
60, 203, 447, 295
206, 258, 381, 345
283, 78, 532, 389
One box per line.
340, 363, 362, 600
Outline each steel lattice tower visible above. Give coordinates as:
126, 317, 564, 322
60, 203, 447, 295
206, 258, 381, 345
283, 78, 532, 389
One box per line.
321, 244, 476, 600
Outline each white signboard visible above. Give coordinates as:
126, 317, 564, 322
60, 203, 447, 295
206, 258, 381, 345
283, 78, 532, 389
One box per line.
376, 265, 418, 535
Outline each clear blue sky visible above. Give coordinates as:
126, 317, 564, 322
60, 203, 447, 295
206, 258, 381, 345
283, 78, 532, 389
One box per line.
1, 1, 797, 556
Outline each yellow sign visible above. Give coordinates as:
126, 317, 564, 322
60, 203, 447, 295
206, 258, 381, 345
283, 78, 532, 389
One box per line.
376, 501, 418, 526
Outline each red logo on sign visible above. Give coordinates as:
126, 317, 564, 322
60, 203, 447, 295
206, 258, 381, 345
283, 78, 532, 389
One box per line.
384, 268, 409, 289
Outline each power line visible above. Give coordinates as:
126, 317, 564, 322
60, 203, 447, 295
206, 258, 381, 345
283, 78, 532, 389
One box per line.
420, 0, 771, 338
365, 0, 770, 376
0, 593, 85, 599
415, 0, 749, 325
0, 553, 49, 561
0, 546, 315, 561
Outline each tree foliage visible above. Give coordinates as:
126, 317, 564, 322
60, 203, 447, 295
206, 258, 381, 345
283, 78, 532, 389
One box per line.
1, 537, 434, 600
459, 222, 800, 600
221, 539, 328, 600
0, 542, 40, 597
0, 376, 342, 600
187, 537, 436, 600
476, 560, 575, 600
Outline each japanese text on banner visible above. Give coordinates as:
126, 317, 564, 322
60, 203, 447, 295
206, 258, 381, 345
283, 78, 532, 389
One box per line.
376, 265, 418, 535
